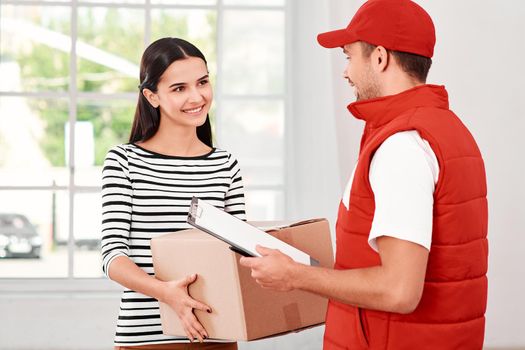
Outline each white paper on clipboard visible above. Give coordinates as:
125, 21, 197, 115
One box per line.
187, 197, 319, 266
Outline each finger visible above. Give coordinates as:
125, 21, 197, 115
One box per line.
256, 278, 270, 286
184, 320, 201, 343
257, 276, 274, 284
183, 326, 194, 343
239, 257, 258, 267
255, 245, 274, 256
188, 298, 212, 313
189, 328, 202, 343
193, 328, 204, 343
251, 268, 271, 280
188, 320, 205, 343
192, 318, 209, 340
256, 280, 274, 289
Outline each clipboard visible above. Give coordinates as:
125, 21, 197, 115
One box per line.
187, 197, 319, 266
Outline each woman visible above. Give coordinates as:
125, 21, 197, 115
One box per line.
101, 37, 245, 350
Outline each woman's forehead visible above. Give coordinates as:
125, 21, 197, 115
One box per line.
161, 57, 208, 84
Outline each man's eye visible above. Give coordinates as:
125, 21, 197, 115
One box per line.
173, 86, 184, 92
199, 79, 209, 85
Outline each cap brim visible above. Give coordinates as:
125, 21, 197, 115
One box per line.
317, 28, 358, 48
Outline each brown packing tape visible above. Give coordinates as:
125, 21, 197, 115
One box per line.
283, 302, 302, 331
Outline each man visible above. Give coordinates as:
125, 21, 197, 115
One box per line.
239, 0, 488, 349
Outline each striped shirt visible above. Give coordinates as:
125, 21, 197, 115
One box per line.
100, 143, 246, 346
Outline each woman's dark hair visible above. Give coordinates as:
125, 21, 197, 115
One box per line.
129, 37, 213, 147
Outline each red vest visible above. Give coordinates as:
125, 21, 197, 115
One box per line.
323, 85, 488, 350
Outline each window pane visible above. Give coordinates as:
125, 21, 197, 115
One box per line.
15, 0, 70, 2
74, 192, 103, 278
0, 5, 70, 92
151, 9, 217, 77
0, 190, 68, 278
151, 0, 216, 4
224, 0, 284, 6
219, 99, 284, 187
0, 97, 69, 186
222, 10, 284, 95
245, 190, 284, 221
75, 99, 135, 186
77, 7, 143, 93
85, 0, 144, 3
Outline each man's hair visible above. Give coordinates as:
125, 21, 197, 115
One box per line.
360, 42, 432, 83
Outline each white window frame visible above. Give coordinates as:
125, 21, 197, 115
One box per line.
0, 0, 292, 291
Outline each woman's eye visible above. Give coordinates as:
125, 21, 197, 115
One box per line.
173, 86, 184, 92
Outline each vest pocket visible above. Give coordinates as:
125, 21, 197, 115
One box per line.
325, 301, 368, 349
356, 307, 370, 347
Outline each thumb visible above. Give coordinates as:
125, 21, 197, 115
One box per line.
179, 273, 197, 287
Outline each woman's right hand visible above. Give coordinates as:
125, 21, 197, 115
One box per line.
160, 274, 211, 343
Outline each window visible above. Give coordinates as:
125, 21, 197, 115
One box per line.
0, 0, 287, 281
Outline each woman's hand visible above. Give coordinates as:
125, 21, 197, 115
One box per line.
160, 274, 211, 343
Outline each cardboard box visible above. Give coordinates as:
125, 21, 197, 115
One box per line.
151, 219, 334, 341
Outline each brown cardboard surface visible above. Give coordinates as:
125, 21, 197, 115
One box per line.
152, 231, 247, 339
239, 219, 333, 340
151, 219, 334, 341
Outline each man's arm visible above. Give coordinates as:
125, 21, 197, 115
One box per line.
240, 235, 428, 314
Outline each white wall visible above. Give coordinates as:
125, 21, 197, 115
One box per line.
420, 1, 525, 347
1, 293, 119, 349
1, 1, 524, 349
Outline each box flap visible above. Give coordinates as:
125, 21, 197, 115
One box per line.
288, 218, 326, 227
249, 218, 327, 232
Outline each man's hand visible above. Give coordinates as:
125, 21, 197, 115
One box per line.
239, 245, 299, 292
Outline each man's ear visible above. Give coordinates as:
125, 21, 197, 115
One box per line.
142, 88, 159, 108
372, 45, 389, 73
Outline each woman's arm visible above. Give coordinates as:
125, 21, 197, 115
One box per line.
100, 146, 210, 343
108, 256, 211, 342
224, 155, 246, 220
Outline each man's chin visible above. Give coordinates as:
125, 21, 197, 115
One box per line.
355, 92, 379, 102
354, 90, 368, 101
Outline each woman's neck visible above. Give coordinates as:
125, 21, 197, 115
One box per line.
137, 120, 211, 157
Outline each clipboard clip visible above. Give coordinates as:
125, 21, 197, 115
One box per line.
188, 197, 203, 221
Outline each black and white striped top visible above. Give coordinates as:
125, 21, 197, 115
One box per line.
101, 143, 246, 346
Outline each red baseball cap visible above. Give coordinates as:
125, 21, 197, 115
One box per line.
317, 0, 436, 58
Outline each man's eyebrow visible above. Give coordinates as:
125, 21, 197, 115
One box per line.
169, 75, 209, 88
